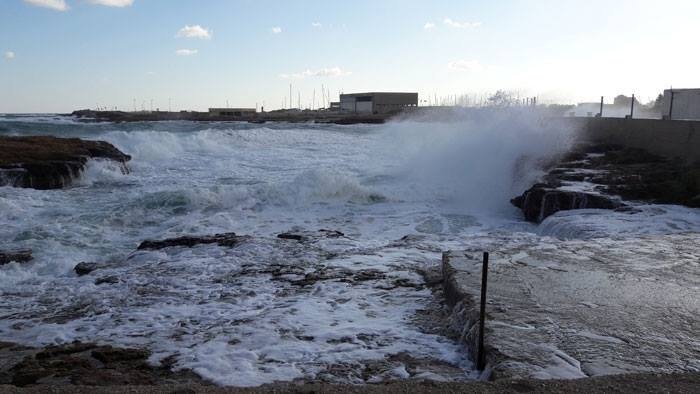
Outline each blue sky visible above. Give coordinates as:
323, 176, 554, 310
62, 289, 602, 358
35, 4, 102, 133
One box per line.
1, 0, 699, 112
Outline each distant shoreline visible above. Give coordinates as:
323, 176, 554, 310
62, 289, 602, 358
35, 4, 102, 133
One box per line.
69, 109, 393, 125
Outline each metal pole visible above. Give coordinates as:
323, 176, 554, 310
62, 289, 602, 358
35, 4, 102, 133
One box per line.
630, 94, 635, 118
599, 96, 604, 117
669, 90, 675, 120
477, 251, 489, 370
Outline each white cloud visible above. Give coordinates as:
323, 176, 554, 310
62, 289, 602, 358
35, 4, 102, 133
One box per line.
176, 25, 212, 40
5, 51, 16, 60
279, 67, 351, 79
447, 59, 483, 72
271, 26, 282, 34
175, 49, 198, 56
424, 22, 435, 30
311, 22, 322, 28
87, 0, 134, 6
23, 0, 68, 11
443, 17, 481, 29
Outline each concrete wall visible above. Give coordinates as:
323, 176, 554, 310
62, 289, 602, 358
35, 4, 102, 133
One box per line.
565, 117, 700, 163
662, 89, 700, 120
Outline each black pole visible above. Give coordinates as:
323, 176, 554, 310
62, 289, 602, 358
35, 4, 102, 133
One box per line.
630, 94, 635, 118
477, 251, 489, 370
669, 90, 675, 120
599, 96, 604, 117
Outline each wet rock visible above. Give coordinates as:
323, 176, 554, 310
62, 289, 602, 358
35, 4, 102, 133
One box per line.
511, 184, 623, 223
277, 233, 305, 241
91, 346, 150, 364
137, 232, 250, 250
73, 262, 102, 276
0, 250, 32, 265
513, 145, 700, 223
1, 341, 207, 387
0, 136, 131, 190
319, 229, 345, 237
95, 276, 119, 285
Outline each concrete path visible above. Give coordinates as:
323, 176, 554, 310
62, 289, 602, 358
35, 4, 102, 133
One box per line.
442, 232, 700, 380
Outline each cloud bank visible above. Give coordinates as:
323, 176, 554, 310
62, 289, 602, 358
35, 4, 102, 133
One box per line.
176, 25, 212, 39
87, 0, 134, 6
279, 67, 351, 79
443, 17, 481, 29
23, 0, 68, 11
447, 59, 483, 72
175, 49, 198, 56
424, 22, 435, 30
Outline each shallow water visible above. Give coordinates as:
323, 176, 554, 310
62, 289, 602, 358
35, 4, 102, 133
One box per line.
1, 114, 699, 385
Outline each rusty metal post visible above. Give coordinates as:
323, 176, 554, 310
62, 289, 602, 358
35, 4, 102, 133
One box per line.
477, 252, 489, 370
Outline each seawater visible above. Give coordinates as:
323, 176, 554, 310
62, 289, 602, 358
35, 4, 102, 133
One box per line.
1, 113, 699, 385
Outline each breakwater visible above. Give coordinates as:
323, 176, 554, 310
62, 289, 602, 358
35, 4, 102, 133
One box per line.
71, 109, 390, 125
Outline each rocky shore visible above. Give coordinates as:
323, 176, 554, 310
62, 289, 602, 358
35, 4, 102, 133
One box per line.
511, 144, 700, 222
0, 136, 131, 189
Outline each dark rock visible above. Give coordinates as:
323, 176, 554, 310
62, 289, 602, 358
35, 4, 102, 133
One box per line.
73, 262, 101, 276
277, 233, 305, 241
1, 341, 208, 387
0, 249, 32, 265
0, 136, 131, 190
91, 346, 150, 364
319, 229, 345, 237
511, 185, 622, 223
137, 232, 250, 250
95, 276, 119, 285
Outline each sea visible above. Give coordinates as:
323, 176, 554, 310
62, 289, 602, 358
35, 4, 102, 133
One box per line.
1, 112, 699, 386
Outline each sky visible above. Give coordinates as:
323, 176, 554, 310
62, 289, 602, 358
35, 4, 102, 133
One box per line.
1, 0, 700, 113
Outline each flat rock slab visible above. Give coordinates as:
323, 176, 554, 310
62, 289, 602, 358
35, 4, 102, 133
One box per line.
137, 233, 251, 250
0, 136, 131, 189
443, 233, 700, 380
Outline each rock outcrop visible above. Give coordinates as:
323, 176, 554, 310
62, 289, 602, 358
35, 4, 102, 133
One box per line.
512, 145, 700, 223
511, 185, 622, 223
0, 136, 131, 189
0, 250, 32, 265
0, 341, 206, 387
137, 232, 250, 250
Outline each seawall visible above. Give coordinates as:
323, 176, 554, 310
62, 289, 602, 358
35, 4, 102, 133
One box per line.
566, 117, 700, 163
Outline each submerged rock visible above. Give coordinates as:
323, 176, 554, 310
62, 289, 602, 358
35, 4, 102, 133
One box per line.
0, 250, 33, 265
277, 233, 305, 241
94, 276, 119, 285
0, 136, 131, 189
73, 262, 102, 276
511, 185, 622, 223
137, 232, 250, 250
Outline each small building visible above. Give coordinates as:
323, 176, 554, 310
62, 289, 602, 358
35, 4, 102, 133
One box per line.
329, 101, 341, 110
662, 89, 700, 120
339, 92, 418, 114
208, 108, 256, 117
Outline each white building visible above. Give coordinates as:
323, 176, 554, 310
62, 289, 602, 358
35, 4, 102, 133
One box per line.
339, 92, 418, 114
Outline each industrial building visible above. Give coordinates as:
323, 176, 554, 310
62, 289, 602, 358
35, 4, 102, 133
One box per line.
208, 108, 256, 117
662, 89, 700, 120
339, 92, 418, 114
